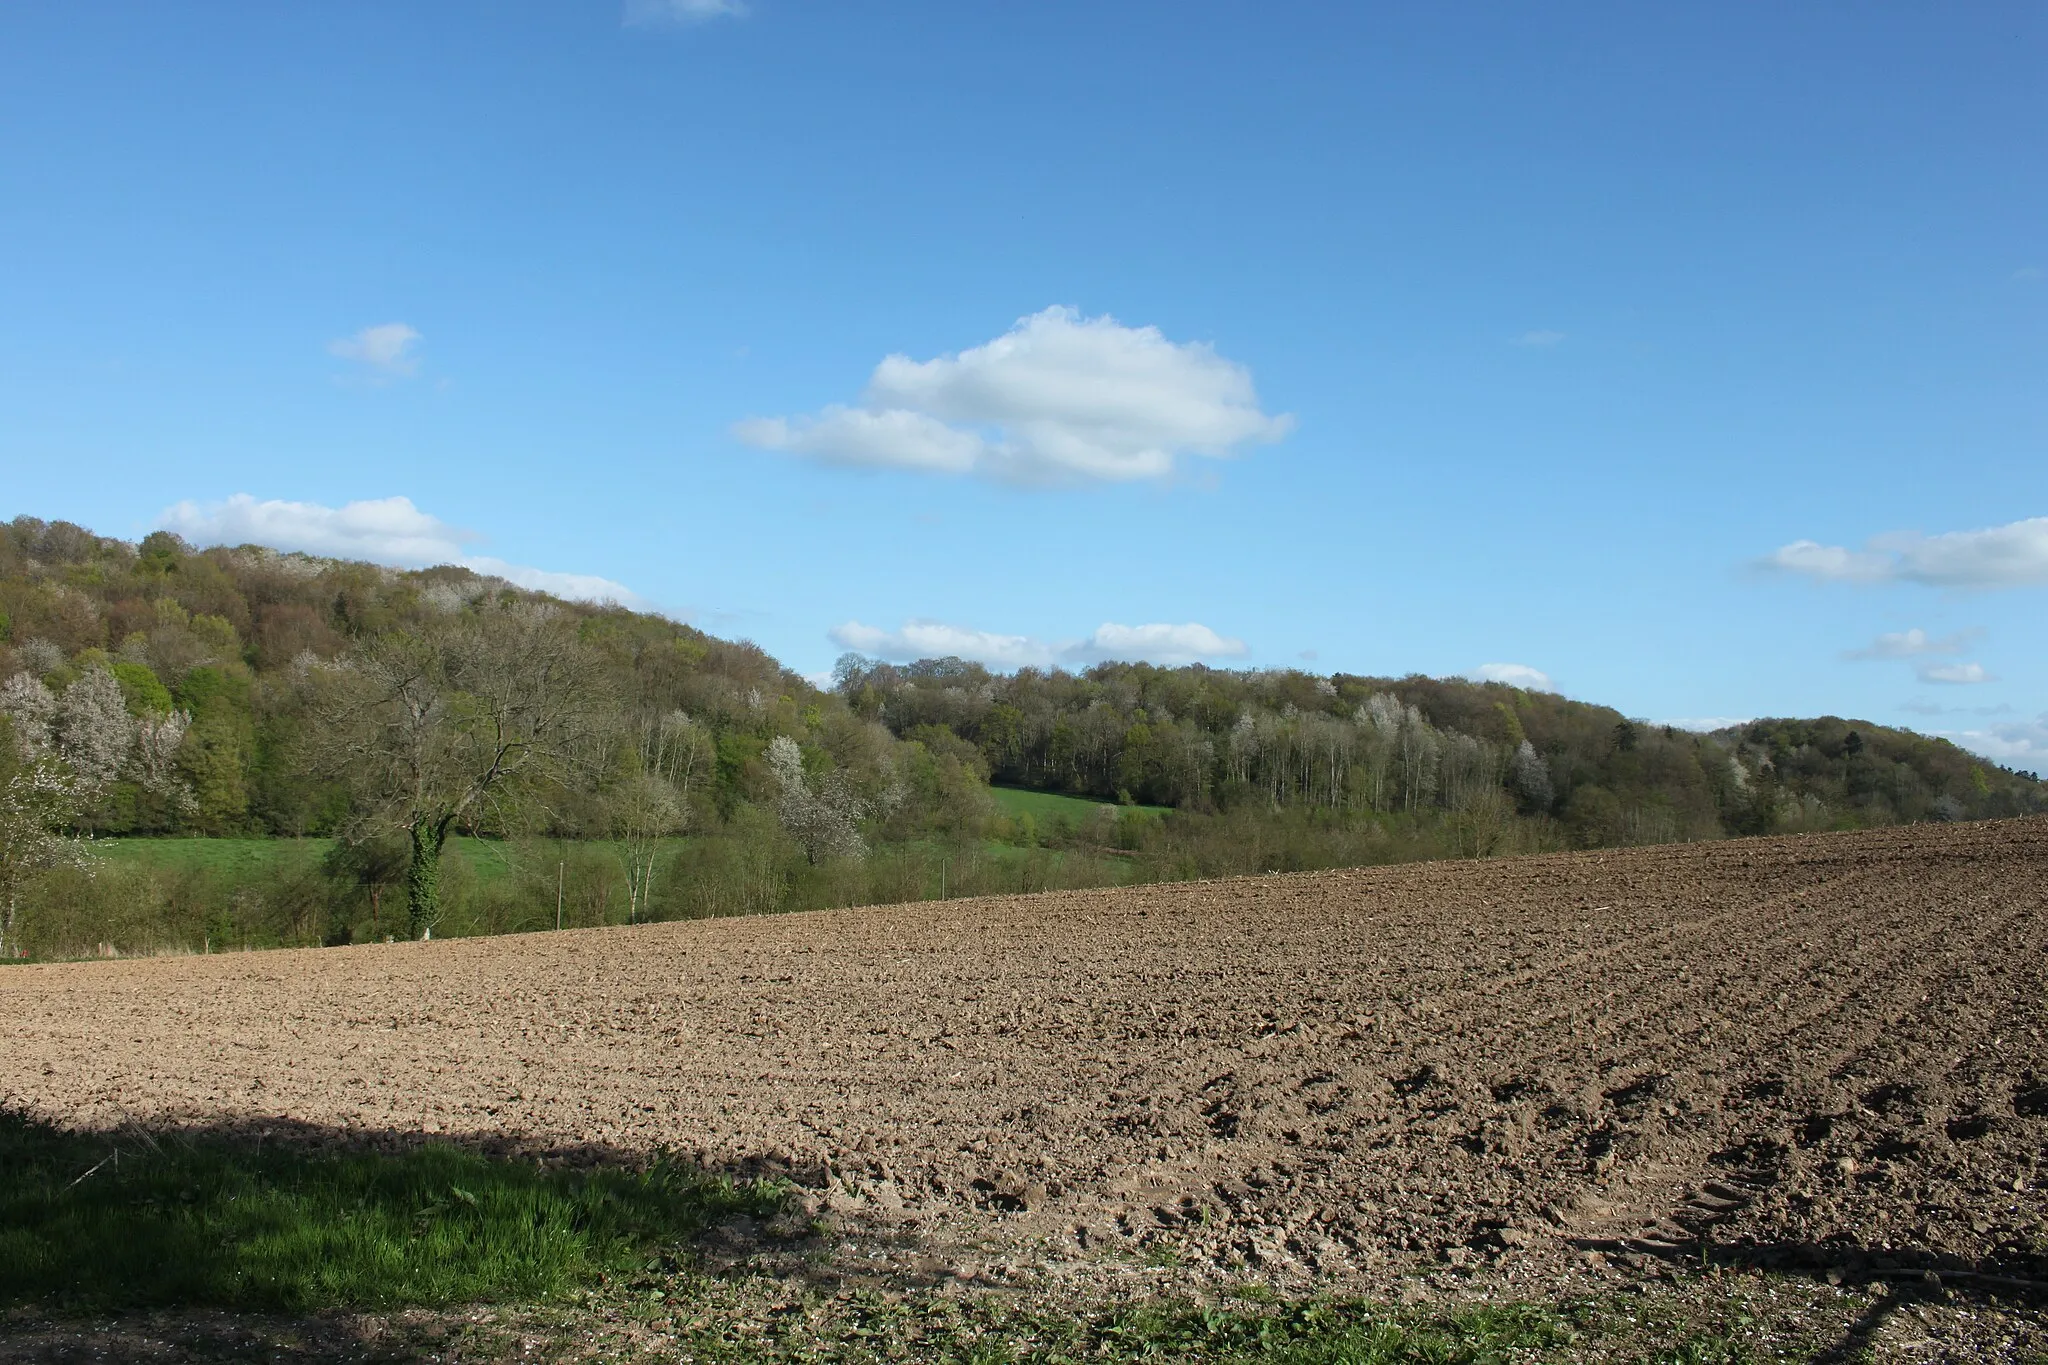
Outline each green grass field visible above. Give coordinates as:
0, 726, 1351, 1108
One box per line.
91, 836, 627, 886
92, 835, 330, 877
91, 805, 1161, 892
989, 785, 1168, 822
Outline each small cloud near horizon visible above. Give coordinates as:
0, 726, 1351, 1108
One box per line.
736, 306, 1293, 486
1660, 717, 1752, 733
1465, 662, 1555, 692
158, 494, 645, 608
1935, 712, 2048, 769
328, 323, 422, 380
1512, 330, 1565, 347
830, 617, 1248, 670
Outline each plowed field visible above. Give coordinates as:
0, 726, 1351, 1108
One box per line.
4, 818, 2044, 1298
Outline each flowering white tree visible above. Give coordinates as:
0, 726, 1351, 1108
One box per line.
0, 666, 193, 956
0, 761, 86, 959
0, 672, 56, 755
55, 667, 135, 792
768, 735, 867, 864
134, 710, 194, 798
1509, 739, 1555, 812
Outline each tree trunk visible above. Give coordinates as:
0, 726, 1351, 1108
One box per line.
406, 820, 447, 940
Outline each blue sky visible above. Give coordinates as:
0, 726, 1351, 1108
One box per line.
2, 2, 2043, 765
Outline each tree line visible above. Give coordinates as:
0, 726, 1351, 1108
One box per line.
1, 514, 2040, 957
835, 653, 2042, 841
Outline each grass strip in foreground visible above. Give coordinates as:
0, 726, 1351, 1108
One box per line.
514, 1278, 1945, 1364
0, 1112, 787, 1312
738, 1296, 1576, 1364
543, 1289, 1609, 1363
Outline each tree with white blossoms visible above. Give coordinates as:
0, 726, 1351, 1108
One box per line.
52, 667, 137, 794
0, 666, 191, 957
1509, 739, 1555, 813
0, 671, 57, 755
0, 759, 87, 959
134, 709, 194, 797
767, 734, 868, 864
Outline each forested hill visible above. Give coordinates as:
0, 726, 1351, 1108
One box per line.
838, 658, 2044, 844
0, 512, 2040, 865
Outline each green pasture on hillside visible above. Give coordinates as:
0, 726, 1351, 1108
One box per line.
92, 835, 526, 883
990, 785, 1168, 823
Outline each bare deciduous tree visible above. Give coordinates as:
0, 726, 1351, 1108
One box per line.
610, 710, 708, 923
309, 601, 610, 939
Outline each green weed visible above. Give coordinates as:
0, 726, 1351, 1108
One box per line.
0, 1112, 784, 1312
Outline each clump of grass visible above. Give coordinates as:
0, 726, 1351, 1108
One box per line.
0, 1112, 785, 1312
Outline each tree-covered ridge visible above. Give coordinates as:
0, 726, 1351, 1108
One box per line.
0, 516, 930, 839
0, 513, 2041, 957
0, 516, 986, 942
836, 653, 2044, 840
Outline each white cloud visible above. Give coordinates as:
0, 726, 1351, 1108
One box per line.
831, 620, 1052, 670
157, 494, 643, 607
1762, 539, 1893, 583
162, 494, 464, 563
732, 408, 982, 475
1512, 330, 1565, 347
1075, 622, 1248, 665
1843, 627, 1973, 660
623, 0, 746, 24
1899, 700, 2011, 717
829, 617, 1248, 669
1764, 516, 2048, 589
2014, 266, 2044, 284
328, 323, 422, 379
1939, 714, 2048, 770
1917, 661, 1995, 685
736, 306, 1293, 485
1465, 662, 1555, 692
461, 557, 644, 606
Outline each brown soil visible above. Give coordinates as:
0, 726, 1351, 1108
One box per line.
3, 818, 2045, 1302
